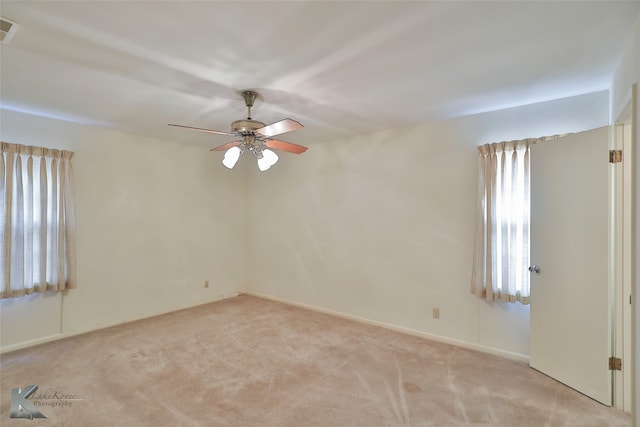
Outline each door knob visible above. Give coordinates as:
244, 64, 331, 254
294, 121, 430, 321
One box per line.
528, 265, 541, 273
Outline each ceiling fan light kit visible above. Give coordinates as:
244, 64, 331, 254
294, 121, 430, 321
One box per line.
169, 91, 307, 172
257, 148, 279, 171
222, 146, 241, 169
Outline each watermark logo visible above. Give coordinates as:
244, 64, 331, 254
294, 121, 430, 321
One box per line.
10, 385, 83, 420
10, 385, 47, 419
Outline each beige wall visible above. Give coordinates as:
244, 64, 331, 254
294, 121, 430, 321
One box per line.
0, 110, 248, 350
612, 15, 640, 121
246, 90, 609, 358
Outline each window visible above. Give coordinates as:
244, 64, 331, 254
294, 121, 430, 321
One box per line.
1, 142, 77, 299
471, 139, 534, 304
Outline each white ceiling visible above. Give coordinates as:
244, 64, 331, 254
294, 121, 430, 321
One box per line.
1, 1, 639, 148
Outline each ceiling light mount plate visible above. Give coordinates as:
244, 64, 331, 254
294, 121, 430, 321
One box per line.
242, 90, 258, 108
241, 90, 259, 120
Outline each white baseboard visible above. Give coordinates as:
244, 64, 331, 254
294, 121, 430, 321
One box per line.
0, 292, 242, 354
243, 291, 530, 363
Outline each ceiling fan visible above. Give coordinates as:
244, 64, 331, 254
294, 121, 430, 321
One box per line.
169, 91, 308, 171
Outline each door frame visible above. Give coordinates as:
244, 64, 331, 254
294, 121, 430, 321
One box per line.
612, 84, 636, 412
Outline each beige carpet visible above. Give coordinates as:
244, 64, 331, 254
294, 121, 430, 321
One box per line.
0, 295, 631, 426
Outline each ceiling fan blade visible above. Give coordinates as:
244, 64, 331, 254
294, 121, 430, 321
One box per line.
264, 139, 308, 154
168, 124, 235, 136
210, 141, 241, 152
255, 118, 303, 137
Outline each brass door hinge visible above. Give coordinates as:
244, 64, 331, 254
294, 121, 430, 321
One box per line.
609, 357, 622, 371
609, 150, 622, 163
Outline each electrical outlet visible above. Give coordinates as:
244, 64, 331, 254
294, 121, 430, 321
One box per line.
204, 280, 209, 288
432, 308, 440, 319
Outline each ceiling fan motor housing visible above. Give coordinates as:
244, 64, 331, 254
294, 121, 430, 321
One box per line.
231, 119, 266, 135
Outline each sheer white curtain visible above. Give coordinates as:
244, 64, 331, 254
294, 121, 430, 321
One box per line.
1, 142, 77, 299
471, 139, 536, 304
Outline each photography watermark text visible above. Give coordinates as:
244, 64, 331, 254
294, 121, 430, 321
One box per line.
10, 384, 83, 420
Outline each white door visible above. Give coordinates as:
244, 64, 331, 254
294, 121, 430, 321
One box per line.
529, 126, 611, 405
